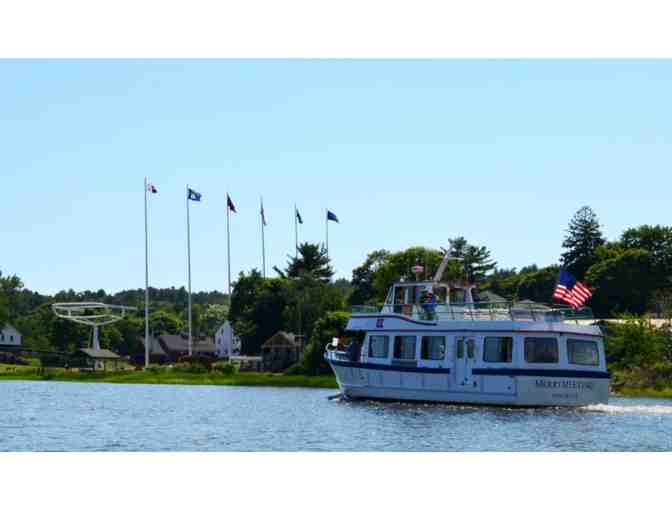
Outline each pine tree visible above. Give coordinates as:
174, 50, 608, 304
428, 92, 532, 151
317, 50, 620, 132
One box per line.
560, 206, 606, 280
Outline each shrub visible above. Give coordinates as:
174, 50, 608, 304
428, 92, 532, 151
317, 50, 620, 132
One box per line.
291, 311, 351, 375
212, 362, 238, 376
172, 362, 208, 374
603, 316, 670, 369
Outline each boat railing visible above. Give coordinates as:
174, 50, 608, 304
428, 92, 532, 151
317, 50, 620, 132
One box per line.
350, 301, 593, 323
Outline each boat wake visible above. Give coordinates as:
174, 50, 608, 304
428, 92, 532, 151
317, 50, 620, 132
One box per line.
584, 403, 672, 415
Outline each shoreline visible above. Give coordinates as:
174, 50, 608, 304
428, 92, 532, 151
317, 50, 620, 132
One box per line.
1, 366, 671, 398
0, 367, 338, 389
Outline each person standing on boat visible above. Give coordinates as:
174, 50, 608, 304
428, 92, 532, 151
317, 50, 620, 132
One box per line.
422, 291, 438, 320
347, 339, 362, 362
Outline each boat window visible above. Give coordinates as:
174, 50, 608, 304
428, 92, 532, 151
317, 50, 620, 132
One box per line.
457, 339, 465, 359
369, 336, 390, 359
484, 337, 513, 363
394, 336, 417, 360
567, 339, 599, 366
467, 339, 475, 359
450, 288, 466, 304
421, 336, 446, 361
524, 337, 559, 364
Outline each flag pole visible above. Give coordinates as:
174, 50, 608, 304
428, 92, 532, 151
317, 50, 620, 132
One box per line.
326, 208, 329, 259
227, 194, 232, 295
144, 177, 150, 368
294, 204, 298, 259
186, 185, 193, 357
261, 197, 266, 278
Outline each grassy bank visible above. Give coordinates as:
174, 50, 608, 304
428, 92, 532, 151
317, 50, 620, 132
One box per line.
0, 364, 338, 389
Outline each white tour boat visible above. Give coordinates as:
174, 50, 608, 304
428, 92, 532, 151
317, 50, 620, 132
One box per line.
326, 249, 610, 407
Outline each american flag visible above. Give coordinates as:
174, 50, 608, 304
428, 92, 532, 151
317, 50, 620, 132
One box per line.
553, 270, 593, 309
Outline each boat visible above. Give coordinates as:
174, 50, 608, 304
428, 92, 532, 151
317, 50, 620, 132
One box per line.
325, 246, 610, 407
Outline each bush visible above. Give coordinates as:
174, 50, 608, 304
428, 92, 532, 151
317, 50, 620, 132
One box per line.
290, 311, 351, 375
603, 316, 670, 369
212, 362, 238, 376
172, 362, 209, 374
145, 364, 166, 374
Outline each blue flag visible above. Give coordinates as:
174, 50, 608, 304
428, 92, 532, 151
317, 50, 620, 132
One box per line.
188, 188, 202, 202
327, 210, 339, 223
296, 208, 303, 225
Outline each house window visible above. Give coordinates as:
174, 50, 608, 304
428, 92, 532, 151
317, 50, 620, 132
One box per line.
525, 338, 559, 364
484, 337, 513, 363
421, 336, 446, 361
369, 336, 389, 359
568, 339, 599, 366
394, 336, 417, 360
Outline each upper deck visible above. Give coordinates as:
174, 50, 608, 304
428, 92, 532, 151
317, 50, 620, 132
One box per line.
351, 281, 593, 324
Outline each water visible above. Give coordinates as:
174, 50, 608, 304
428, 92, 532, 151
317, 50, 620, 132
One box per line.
1, 381, 671, 452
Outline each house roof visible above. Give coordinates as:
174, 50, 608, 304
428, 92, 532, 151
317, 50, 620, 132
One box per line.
158, 334, 216, 354
512, 300, 552, 310
263, 331, 297, 348
139, 336, 168, 356
476, 291, 508, 304
78, 348, 121, 360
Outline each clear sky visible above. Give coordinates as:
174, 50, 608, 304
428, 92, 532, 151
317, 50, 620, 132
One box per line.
1, 59, 671, 295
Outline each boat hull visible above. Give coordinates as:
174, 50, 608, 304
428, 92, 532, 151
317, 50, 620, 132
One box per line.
328, 360, 609, 407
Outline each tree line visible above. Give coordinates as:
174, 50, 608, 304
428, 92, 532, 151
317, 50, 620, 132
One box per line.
3, 206, 672, 372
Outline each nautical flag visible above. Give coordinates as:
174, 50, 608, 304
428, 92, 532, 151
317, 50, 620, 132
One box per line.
147, 182, 158, 194
187, 188, 202, 202
227, 194, 237, 213
261, 201, 267, 226
327, 210, 339, 223
553, 270, 593, 309
296, 208, 303, 225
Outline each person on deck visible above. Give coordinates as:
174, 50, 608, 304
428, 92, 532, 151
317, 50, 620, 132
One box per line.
346, 340, 362, 362
422, 291, 438, 320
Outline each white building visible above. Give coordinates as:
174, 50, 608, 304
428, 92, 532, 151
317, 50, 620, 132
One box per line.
0, 324, 22, 347
215, 321, 241, 359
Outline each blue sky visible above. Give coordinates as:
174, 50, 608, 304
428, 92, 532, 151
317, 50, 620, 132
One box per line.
1, 60, 671, 295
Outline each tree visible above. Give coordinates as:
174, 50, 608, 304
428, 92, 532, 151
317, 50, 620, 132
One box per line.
201, 304, 229, 337
349, 250, 390, 305
586, 249, 657, 316
0, 271, 24, 322
620, 225, 672, 283
289, 311, 351, 375
445, 237, 497, 284
372, 247, 443, 301
280, 243, 334, 282
560, 206, 606, 280
229, 271, 292, 355
516, 265, 561, 303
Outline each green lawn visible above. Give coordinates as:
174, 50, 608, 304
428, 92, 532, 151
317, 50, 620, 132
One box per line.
0, 365, 338, 389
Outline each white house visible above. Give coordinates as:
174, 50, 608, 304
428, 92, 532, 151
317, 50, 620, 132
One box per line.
0, 324, 22, 347
215, 321, 241, 359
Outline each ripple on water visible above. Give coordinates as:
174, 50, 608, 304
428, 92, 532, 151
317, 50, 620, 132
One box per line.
1, 382, 672, 452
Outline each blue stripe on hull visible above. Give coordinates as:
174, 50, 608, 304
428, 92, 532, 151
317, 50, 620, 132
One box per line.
330, 360, 611, 379
472, 368, 612, 379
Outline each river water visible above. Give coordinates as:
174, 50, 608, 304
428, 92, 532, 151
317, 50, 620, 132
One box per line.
1, 381, 671, 452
